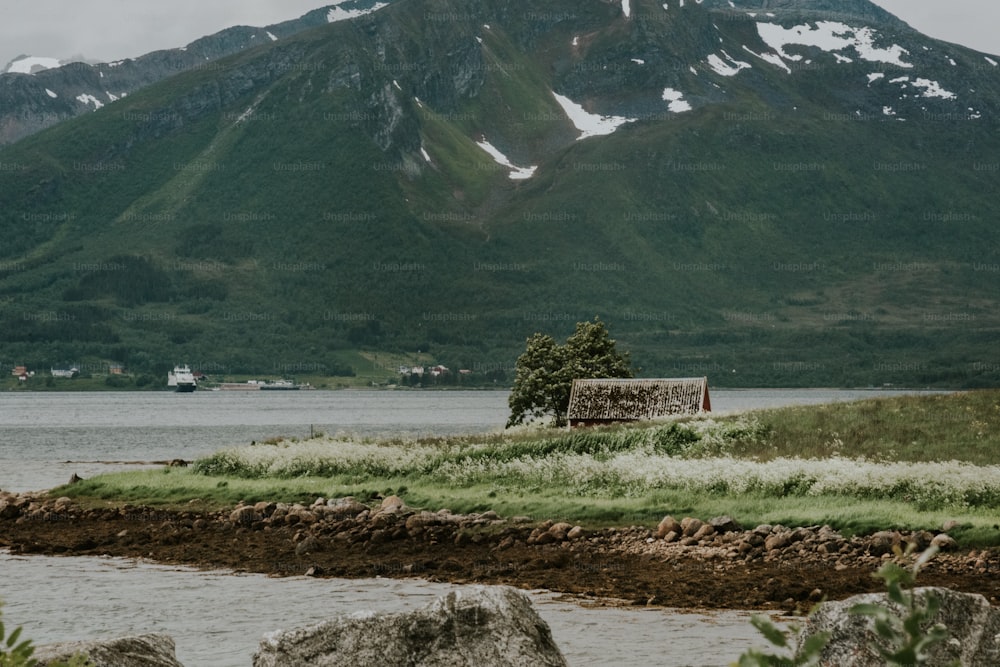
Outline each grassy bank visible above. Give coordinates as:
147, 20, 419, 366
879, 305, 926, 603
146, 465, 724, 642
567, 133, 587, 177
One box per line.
56, 390, 1000, 545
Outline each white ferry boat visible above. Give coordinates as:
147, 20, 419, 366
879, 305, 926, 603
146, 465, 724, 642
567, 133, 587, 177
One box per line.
167, 365, 197, 392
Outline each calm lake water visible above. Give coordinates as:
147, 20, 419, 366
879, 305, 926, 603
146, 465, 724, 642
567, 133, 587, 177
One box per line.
0, 388, 943, 666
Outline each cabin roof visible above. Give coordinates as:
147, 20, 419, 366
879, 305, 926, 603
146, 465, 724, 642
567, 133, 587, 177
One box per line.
566, 377, 710, 423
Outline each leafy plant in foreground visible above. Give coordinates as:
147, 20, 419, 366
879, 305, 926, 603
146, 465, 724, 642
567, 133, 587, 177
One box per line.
850, 544, 957, 666
0, 604, 35, 667
0, 601, 92, 667
733, 612, 828, 667
733, 545, 956, 667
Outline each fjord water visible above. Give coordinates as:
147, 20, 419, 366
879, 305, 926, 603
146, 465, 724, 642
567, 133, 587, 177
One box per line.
0, 388, 928, 492
0, 388, 932, 665
0, 390, 511, 492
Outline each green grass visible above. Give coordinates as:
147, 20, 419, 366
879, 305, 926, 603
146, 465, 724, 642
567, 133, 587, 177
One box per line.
56, 467, 1000, 547
736, 391, 1000, 465
58, 468, 348, 508
53, 391, 1000, 546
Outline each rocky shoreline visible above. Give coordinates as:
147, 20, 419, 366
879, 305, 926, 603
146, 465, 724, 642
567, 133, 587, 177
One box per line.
2, 490, 998, 613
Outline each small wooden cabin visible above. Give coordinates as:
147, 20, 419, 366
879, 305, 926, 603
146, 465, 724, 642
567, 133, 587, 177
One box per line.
566, 377, 710, 427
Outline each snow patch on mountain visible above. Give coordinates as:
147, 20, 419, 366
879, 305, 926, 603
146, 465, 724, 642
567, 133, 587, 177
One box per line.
756, 21, 912, 69
267, 31, 278, 42
622, 0, 631, 18
911, 78, 956, 100
76, 94, 103, 110
475, 138, 537, 180
986, 57, 998, 67
743, 45, 790, 73
552, 92, 636, 140
6, 56, 63, 75
707, 51, 751, 76
327, 1, 389, 23
884, 75, 956, 100
662, 88, 692, 113
45, 89, 58, 99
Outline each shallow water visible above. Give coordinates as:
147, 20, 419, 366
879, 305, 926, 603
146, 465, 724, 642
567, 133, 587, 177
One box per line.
0, 551, 779, 667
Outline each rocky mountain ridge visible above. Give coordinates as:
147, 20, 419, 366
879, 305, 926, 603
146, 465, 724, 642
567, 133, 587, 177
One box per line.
0, 0, 397, 145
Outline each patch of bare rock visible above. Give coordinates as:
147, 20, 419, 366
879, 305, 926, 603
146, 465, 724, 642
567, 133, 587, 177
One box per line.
800, 587, 1000, 666
0, 492, 983, 577
628, 513, 970, 571
253, 585, 567, 667
32, 634, 183, 667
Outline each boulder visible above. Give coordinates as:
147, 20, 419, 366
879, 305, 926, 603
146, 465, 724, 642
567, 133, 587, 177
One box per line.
709, 515, 742, 533
33, 633, 184, 667
691, 524, 716, 542
326, 497, 368, 518
931, 533, 958, 551
656, 515, 681, 539
406, 511, 444, 531
230, 506, 259, 524
254, 501, 277, 517
547, 522, 573, 541
253, 585, 568, 667
0, 499, 21, 520
797, 587, 1000, 666
680, 517, 703, 537
379, 495, 406, 513
764, 531, 793, 552
866, 530, 901, 556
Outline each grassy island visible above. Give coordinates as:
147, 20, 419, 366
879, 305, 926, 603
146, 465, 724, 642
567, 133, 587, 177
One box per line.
56, 390, 1000, 546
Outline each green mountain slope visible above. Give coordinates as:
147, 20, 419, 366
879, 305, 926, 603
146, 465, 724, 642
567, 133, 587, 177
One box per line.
1, 0, 999, 388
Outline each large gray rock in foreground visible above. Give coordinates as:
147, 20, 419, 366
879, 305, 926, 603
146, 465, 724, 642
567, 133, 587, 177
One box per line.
799, 587, 1000, 666
254, 585, 568, 667
33, 633, 184, 667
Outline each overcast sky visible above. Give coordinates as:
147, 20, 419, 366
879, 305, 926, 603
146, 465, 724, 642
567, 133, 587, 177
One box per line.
2, 0, 999, 69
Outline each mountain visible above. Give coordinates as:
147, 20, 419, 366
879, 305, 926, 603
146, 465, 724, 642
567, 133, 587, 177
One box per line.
1, 0, 999, 388
0, 1, 397, 145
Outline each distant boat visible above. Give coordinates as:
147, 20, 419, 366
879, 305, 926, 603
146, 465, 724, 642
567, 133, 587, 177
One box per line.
218, 381, 262, 391
259, 379, 300, 390
167, 365, 197, 392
